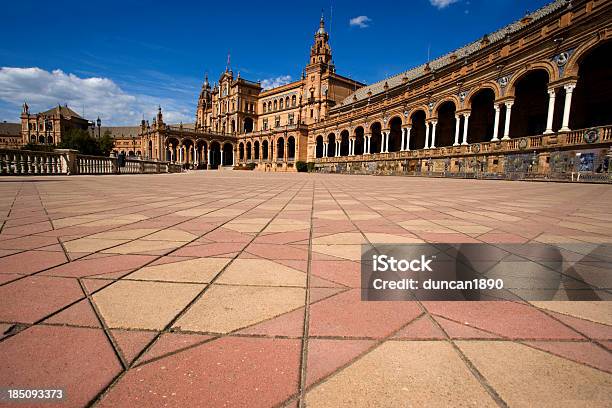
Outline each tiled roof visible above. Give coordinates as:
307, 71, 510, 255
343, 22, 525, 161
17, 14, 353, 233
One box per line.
0, 122, 21, 136
41, 105, 83, 119
337, 0, 569, 107
99, 126, 140, 139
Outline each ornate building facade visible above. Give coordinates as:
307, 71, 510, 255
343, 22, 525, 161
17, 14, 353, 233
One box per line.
138, 0, 612, 176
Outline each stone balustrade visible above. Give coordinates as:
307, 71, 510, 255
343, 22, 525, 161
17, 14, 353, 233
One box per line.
0, 149, 182, 176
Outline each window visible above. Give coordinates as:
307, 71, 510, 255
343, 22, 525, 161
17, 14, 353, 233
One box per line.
268, 101, 272, 111
263, 103, 267, 113
263, 118, 268, 130
275, 115, 280, 128
273, 100, 277, 110
292, 95, 297, 106
279, 99, 284, 109
310, 109, 314, 118
288, 113, 294, 125
285, 96, 290, 107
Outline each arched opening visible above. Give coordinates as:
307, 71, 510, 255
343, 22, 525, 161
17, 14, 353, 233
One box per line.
230, 120, 236, 134
277, 137, 285, 160
166, 138, 179, 162
262, 140, 269, 160
196, 141, 207, 169
370, 122, 382, 153
182, 139, 195, 165
246, 141, 252, 161
147, 140, 153, 158
388, 117, 402, 152
327, 133, 336, 157
209, 141, 221, 169
128, 150, 135, 157
254, 140, 260, 160
570, 41, 612, 130
316, 135, 324, 158
238, 142, 245, 161
38, 135, 45, 144
409, 110, 426, 150
222, 142, 234, 166
47, 136, 54, 144
435, 101, 456, 147
510, 69, 549, 138
355, 126, 365, 155
244, 117, 254, 133
340, 130, 350, 156
468, 89, 496, 143
288, 136, 296, 160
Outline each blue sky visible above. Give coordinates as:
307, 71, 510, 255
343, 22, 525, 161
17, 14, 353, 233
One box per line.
0, 0, 552, 125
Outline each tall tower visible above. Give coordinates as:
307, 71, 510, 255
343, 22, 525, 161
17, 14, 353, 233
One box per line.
196, 74, 212, 129
304, 13, 334, 123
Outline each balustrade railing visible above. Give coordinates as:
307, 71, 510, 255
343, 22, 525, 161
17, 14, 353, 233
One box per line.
0, 148, 182, 176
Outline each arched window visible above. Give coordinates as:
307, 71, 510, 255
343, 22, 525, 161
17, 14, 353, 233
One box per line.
263, 103, 267, 113
285, 96, 290, 108
279, 99, 284, 109
274, 100, 277, 110
292, 95, 297, 106
268, 101, 272, 111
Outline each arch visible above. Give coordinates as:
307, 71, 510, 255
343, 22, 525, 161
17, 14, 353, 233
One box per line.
287, 136, 296, 160
432, 96, 460, 115
222, 142, 234, 166
291, 95, 297, 107
408, 105, 431, 123
273, 100, 278, 110
354, 126, 365, 155
262, 139, 269, 160
315, 135, 324, 158
47, 135, 54, 144
277, 137, 285, 160
434, 101, 456, 147
238, 142, 245, 161
209, 141, 221, 169
327, 133, 336, 157
38, 135, 45, 143
339, 130, 350, 156
409, 110, 427, 150
128, 150, 135, 157
565, 34, 612, 78
279, 98, 284, 109
285, 96, 290, 108
370, 122, 382, 153
244, 117, 254, 133
267, 101, 272, 112
254, 140, 260, 160
510, 69, 550, 138
388, 117, 403, 152
246, 141, 252, 160
569, 40, 612, 130
465, 82, 501, 108
147, 140, 153, 158
468, 88, 496, 143
506, 61, 558, 97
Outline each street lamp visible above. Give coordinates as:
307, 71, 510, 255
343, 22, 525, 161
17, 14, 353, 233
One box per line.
96, 117, 101, 139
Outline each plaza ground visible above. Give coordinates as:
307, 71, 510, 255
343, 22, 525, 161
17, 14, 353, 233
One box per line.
0, 172, 610, 407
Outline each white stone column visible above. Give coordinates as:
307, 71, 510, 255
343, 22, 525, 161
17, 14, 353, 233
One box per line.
462, 113, 470, 145
430, 121, 438, 149
349, 139, 355, 156
400, 128, 406, 151
502, 101, 513, 140
207, 148, 210, 165
365, 135, 371, 154
405, 126, 412, 151
170, 146, 174, 163
323, 142, 328, 157
492, 104, 501, 141
560, 83, 576, 132
453, 115, 461, 146
232, 148, 235, 166
424, 122, 430, 149
544, 88, 556, 134
381, 132, 387, 153
336, 141, 340, 157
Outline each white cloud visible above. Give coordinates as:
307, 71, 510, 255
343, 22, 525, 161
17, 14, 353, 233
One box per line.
0, 67, 192, 125
349, 15, 371, 28
260, 75, 292, 90
429, 0, 459, 9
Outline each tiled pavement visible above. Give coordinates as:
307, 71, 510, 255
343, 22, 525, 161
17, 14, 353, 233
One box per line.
0, 172, 611, 407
